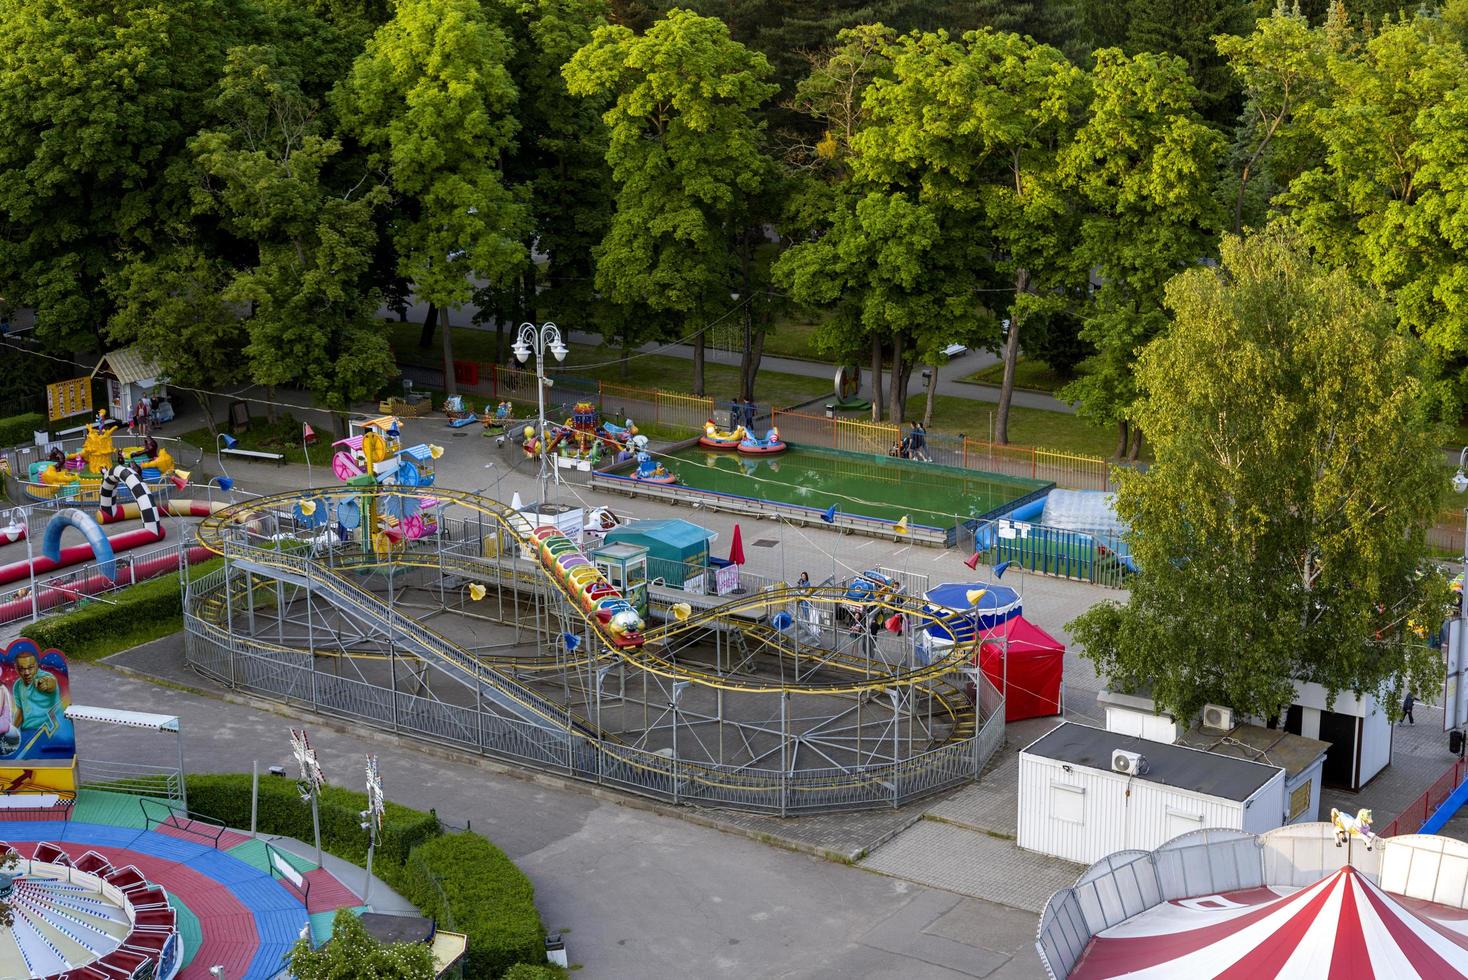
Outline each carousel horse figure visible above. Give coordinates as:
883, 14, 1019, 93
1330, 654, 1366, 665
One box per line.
1331, 807, 1378, 851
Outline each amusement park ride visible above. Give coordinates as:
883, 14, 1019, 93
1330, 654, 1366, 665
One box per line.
176, 406, 1001, 815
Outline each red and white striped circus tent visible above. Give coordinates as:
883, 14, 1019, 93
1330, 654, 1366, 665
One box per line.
1070, 864, 1468, 978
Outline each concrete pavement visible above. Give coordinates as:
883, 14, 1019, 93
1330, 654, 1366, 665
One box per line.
78, 647, 1049, 979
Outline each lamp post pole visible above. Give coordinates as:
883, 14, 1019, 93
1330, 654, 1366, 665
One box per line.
512, 322, 569, 508
1451, 450, 1468, 733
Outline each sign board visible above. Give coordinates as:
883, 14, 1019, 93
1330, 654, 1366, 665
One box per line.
45, 377, 92, 422
271, 849, 305, 888
715, 563, 739, 596
0, 638, 77, 798
683, 573, 706, 596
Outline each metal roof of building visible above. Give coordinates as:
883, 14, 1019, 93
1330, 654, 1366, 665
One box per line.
1022, 722, 1283, 802
91, 346, 160, 385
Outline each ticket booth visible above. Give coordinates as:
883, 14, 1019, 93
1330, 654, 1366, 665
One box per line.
593, 542, 648, 617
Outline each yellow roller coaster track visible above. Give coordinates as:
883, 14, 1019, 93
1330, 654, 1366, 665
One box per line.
189, 488, 985, 795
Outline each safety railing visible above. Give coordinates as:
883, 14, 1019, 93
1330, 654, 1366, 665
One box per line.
967, 516, 1133, 589
77, 759, 182, 802
1378, 757, 1468, 838
184, 576, 1007, 816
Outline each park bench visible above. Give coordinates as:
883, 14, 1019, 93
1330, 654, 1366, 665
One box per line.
220, 446, 285, 465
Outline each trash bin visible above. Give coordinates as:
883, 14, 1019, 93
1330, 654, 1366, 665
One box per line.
825, 403, 835, 418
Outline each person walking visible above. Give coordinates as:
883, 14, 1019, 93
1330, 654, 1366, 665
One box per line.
1400, 692, 1415, 725
743, 398, 757, 430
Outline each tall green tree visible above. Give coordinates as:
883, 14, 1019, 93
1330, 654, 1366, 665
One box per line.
1124, 0, 1256, 121
1277, 14, 1468, 388
564, 7, 777, 396
493, 0, 613, 350
0, 0, 248, 351
1070, 232, 1450, 723
192, 45, 393, 412
877, 29, 1087, 438
1059, 48, 1224, 457
779, 25, 899, 418
812, 28, 1089, 430
335, 0, 528, 394
1216, 1, 1330, 232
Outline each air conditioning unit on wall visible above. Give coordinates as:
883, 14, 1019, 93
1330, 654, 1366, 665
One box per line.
1203, 704, 1235, 732
1112, 749, 1146, 775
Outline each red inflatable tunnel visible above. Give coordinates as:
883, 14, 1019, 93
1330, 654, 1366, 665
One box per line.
976, 615, 1065, 722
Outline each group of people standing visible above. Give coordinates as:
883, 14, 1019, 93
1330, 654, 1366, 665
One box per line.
728, 398, 759, 430
893, 421, 930, 462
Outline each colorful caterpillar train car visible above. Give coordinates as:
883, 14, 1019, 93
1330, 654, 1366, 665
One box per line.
530, 525, 646, 647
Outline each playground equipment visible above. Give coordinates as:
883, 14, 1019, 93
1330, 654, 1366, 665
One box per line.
698, 419, 746, 449
22, 420, 179, 504
737, 426, 787, 455
182, 486, 1007, 816
520, 402, 638, 462
328, 416, 443, 557
0, 460, 232, 622
480, 400, 515, 433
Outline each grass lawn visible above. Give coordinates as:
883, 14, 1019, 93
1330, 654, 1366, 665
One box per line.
961, 357, 1074, 394
918, 395, 1121, 458
760, 315, 825, 360
179, 415, 338, 469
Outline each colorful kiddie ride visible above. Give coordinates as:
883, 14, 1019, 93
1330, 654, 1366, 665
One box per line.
329, 417, 444, 557
631, 451, 678, 485
24, 414, 176, 502
529, 525, 645, 647
842, 569, 903, 627
481, 400, 514, 434
737, 426, 786, 455
699, 418, 746, 450
521, 402, 639, 463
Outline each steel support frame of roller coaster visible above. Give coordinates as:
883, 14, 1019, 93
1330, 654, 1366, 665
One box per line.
182, 488, 1008, 816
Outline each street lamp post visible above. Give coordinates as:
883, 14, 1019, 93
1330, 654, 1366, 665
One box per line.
1450, 451, 1468, 734
511, 322, 569, 507
3, 507, 37, 623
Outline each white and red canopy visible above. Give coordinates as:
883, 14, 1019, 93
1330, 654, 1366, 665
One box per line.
1071, 865, 1468, 979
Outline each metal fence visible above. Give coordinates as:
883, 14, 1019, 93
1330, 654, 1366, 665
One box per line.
1379, 756, 1468, 838
183, 565, 1008, 816
967, 517, 1133, 589
769, 409, 1114, 491
77, 758, 183, 802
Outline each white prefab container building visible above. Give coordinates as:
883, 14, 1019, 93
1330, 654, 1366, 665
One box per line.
1018, 722, 1287, 866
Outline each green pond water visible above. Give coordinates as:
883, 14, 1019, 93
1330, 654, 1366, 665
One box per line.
660, 445, 1049, 528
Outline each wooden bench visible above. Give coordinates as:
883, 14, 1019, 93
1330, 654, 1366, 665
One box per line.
221, 447, 285, 465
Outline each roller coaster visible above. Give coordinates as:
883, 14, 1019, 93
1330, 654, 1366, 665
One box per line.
182, 487, 1007, 815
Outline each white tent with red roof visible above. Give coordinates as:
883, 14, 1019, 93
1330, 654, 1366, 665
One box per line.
1069, 864, 1468, 978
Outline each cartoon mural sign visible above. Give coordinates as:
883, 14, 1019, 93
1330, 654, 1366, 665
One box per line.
0, 638, 76, 797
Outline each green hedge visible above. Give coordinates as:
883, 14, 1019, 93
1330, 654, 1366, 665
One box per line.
23, 559, 222, 661
0, 411, 44, 449
502, 966, 567, 980
184, 773, 440, 869
400, 833, 545, 979
184, 775, 545, 977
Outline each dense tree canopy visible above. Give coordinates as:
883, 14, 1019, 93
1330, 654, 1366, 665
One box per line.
1070, 232, 1450, 721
